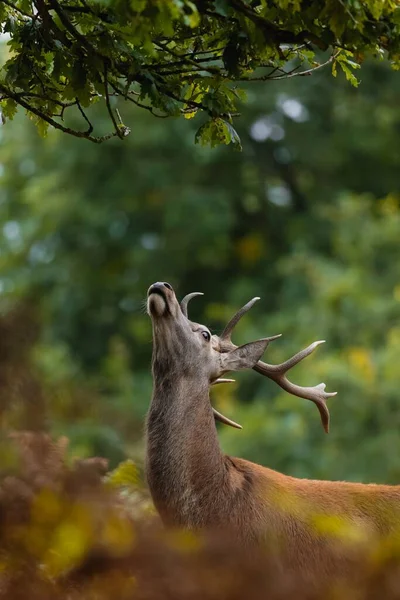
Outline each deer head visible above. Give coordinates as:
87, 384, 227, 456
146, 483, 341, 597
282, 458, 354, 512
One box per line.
148, 281, 270, 385
147, 282, 336, 433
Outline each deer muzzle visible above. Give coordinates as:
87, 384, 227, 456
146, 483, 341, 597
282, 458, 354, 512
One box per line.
147, 282, 174, 317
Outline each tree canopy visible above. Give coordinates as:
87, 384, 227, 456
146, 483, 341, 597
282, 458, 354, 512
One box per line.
1, 0, 400, 147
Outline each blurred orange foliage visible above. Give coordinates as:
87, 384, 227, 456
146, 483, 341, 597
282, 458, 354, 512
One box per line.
0, 432, 399, 600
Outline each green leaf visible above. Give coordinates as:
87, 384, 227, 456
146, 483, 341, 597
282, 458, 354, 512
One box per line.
29, 114, 49, 138
336, 51, 361, 87
195, 117, 242, 149
212, 0, 234, 17
393, 7, 400, 25
0, 98, 18, 120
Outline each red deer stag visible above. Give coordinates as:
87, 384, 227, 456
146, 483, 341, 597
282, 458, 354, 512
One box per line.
146, 281, 400, 581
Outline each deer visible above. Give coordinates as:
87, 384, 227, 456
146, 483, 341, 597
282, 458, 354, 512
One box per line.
145, 281, 400, 583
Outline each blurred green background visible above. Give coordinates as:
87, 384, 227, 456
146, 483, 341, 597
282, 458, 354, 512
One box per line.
1, 46, 400, 484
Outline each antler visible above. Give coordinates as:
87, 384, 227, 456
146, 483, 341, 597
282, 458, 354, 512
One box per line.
210, 379, 241, 429
180, 292, 204, 317
220, 297, 261, 340
219, 298, 337, 433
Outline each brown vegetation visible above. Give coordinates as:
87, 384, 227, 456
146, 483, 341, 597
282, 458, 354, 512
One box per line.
0, 432, 399, 600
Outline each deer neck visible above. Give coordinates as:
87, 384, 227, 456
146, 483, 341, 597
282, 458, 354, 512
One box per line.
146, 366, 226, 527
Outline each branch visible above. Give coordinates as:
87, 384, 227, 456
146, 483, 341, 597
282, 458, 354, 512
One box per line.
126, 96, 170, 118
2, 0, 33, 19
47, 0, 112, 63
75, 99, 93, 134
103, 63, 124, 140
60, 4, 91, 14
154, 42, 222, 77
47, 0, 94, 52
9, 91, 76, 109
269, 52, 339, 79
0, 84, 117, 143
240, 52, 338, 81
33, 0, 71, 48
230, 0, 328, 49
108, 81, 169, 118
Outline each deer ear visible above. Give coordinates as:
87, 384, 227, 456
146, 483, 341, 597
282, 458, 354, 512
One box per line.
221, 339, 269, 373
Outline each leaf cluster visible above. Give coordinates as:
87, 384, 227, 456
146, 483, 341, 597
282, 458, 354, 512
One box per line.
0, 0, 399, 147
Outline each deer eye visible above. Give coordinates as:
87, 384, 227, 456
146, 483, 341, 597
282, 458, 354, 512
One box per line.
201, 331, 211, 342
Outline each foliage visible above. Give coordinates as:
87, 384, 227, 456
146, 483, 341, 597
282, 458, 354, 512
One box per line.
1, 432, 400, 599
0, 0, 400, 147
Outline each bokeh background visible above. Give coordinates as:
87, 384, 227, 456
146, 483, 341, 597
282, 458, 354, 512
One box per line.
1, 43, 400, 484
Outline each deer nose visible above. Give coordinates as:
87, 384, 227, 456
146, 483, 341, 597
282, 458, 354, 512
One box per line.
148, 282, 173, 295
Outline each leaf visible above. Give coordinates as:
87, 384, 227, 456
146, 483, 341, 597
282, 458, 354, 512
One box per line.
277, 0, 301, 12
195, 117, 242, 150
224, 120, 242, 150
339, 62, 360, 87
4, 16, 17, 34
29, 114, 49, 138
336, 52, 361, 87
393, 7, 400, 25
0, 98, 18, 120
184, 110, 197, 119
130, 0, 147, 14
230, 87, 247, 102
212, 0, 234, 17
106, 459, 140, 488
71, 60, 87, 92
183, 2, 200, 28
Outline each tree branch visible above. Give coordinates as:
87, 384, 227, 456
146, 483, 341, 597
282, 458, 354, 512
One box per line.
75, 99, 93, 134
103, 63, 124, 140
240, 52, 338, 81
47, 0, 93, 51
108, 81, 169, 119
230, 0, 328, 50
0, 84, 117, 143
2, 0, 33, 19
33, 0, 71, 48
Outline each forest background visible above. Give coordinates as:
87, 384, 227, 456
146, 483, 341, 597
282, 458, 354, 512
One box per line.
1, 29, 400, 488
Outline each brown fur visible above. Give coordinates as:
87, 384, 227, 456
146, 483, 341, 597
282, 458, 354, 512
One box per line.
145, 283, 400, 585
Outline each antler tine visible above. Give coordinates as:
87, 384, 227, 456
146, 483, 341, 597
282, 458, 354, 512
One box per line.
212, 408, 242, 430
211, 379, 242, 429
254, 341, 337, 434
220, 297, 260, 341
180, 292, 204, 317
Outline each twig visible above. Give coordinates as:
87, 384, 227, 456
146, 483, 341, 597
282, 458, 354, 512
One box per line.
241, 52, 338, 81
337, 0, 359, 25
103, 63, 124, 139
33, 0, 71, 48
230, 0, 327, 49
75, 99, 93, 134
2, 0, 33, 19
0, 83, 117, 143
126, 96, 170, 118
7, 91, 76, 109
47, 0, 93, 51
155, 42, 222, 77
109, 81, 169, 118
